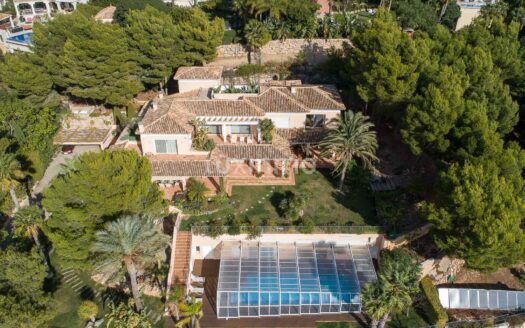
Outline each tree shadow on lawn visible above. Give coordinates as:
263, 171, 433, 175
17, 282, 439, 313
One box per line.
269, 190, 291, 217
318, 169, 379, 226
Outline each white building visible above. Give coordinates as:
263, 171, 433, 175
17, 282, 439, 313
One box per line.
13, 0, 87, 23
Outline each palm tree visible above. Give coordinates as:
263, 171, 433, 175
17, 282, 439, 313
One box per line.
0, 150, 25, 211
175, 297, 203, 328
12, 205, 51, 274
91, 215, 170, 312
187, 178, 209, 206
259, 118, 275, 143
320, 111, 378, 191
244, 20, 271, 64
362, 249, 420, 328
362, 277, 413, 328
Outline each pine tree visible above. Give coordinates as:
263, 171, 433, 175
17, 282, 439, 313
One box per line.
426, 161, 525, 272
125, 5, 184, 88
173, 7, 224, 65
56, 19, 143, 106
0, 52, 52, 105
42, 150, 167, 269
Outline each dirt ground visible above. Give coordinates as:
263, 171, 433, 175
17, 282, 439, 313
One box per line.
452, 267, 525, 291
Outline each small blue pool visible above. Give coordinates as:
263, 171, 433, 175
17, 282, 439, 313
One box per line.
7, 32, 33, 45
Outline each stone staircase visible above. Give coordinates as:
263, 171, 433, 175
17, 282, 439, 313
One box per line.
171, 231, 192, 286
224, 170, 296, 194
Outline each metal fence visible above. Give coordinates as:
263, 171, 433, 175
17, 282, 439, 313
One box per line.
191, 225, 384, 236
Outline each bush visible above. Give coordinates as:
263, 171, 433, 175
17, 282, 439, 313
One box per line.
77, 300, 98, 321
420, 277, 448, 328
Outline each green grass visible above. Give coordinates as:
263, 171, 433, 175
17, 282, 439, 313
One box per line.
47, 254, 165, 328
184, 169, 377, 229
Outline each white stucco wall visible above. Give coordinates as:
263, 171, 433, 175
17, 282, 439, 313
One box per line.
140, 133, 193, 155
190, 233, 383, 262
177, 79, 221, 93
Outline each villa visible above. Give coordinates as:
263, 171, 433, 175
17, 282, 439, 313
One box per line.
137, 66, 346, 195
13, 0, 86, 23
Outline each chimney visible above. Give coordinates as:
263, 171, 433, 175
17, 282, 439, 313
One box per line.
151, 101, 158, 111
158, 92, 164, 99
291, 86, 297, 94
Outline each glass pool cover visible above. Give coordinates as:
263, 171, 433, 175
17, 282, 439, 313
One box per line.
217, 241, 377, 319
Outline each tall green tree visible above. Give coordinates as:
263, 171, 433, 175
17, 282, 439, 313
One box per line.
12, 205, 51, 274
362, 249, 420, 328
426, 161, 525, 271
43, 150, 166, 269
391, 0, 438, 30
320, 112, 378, 191
56, 18, 142, 106
125, 5, 183, 88
0, 241, 56, 327
347, 8, 420, 107
244, 19, 271, 64
91, 215, 169, 312
174, 7, 224, 65
0, 146, 25, 211
0, 52, 53, 105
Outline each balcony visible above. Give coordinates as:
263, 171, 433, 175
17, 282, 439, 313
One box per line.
207, 133, 260, 145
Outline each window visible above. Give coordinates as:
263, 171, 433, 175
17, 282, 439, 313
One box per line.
155, 140, 178, 154
230, 125, 251, 134
196, 246, 201, 252
305, 115, 326, 128
205, 125, 222, 134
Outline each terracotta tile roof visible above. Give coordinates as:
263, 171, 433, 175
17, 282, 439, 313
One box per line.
151, 160, 226, 178
212, 144, 291, 160
174, 66, 223, 80
142, 101, 194, 134
244, 88, 310, 113
94, 5, 115, 21
292, 85, 346, 110
53, 127, 113, 145
177, 99, 264, 117
0, 13, 11, 20
276, 128, 327, 144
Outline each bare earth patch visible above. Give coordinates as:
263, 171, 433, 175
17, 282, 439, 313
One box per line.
453, 267, 524, 291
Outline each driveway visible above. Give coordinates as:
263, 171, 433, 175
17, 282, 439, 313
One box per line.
32, 145, 99, 197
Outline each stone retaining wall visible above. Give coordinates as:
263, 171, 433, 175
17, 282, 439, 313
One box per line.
214, 38, 349, 67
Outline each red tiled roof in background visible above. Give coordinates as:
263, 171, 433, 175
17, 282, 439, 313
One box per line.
315, 0, 330, 14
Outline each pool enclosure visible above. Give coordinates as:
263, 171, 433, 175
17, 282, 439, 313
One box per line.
217, 241, 377, 319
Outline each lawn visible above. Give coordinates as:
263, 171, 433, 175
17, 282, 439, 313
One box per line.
47, 254, 165, 328
182, 169, 378, 230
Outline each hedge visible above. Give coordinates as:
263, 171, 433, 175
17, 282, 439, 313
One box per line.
420, 277, 448, 328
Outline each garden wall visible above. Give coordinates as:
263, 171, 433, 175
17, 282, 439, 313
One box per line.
213, 38, 349, 67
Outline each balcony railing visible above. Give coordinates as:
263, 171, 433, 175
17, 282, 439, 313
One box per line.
191, 225, 385, 236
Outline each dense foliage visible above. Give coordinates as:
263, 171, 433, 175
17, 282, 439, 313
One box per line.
341, 8, 525, 271
0, 239, 56, 327
42, 150, 166, 269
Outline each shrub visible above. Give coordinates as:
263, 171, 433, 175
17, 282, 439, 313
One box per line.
420, 277, 448, 328
77, 300, 98, 321
299, 216, 315, 234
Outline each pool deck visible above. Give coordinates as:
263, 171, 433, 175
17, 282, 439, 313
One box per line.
165, 259, 368, 328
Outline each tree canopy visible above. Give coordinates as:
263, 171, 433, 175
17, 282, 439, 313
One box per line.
0, 241, 56, 327
42, 150, 167, 269
426, 161, 525, 271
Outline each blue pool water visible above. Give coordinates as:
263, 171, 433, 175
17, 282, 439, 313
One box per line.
7, 32, 33, 45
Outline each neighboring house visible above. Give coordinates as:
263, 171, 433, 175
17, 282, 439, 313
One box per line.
53, 104, 116, 151
138, 66, 346, 194
456, 0, 497, 30
13, 0, 87, 23
94, 5, 115, 23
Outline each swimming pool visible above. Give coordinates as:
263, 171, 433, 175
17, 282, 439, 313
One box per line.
7, 32, 33, 45
217, 241, 377, 318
